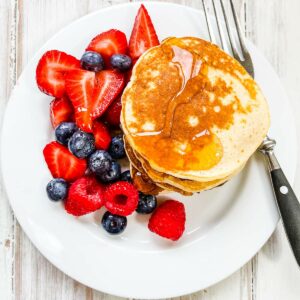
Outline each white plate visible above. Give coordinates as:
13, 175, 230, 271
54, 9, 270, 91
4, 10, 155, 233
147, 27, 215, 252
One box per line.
1, 2, 297, 299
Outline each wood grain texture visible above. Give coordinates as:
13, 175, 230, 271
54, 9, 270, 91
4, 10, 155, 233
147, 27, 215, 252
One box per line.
0, 1, 17, 300
246, 1, 300, 299
0, 0, 299, 299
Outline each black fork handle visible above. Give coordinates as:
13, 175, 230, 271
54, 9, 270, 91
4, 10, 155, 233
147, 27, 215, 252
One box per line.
264, 150, 300, 266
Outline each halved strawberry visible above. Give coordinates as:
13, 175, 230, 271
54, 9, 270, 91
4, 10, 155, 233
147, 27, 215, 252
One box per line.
65, 69, 95, 132
43, 141, 87, 182
36, 50, 80, 97
93, 120, 111, 150
129, 5, 160, 60
66, 69, 124, 132
50, 96, 74, 128
92, 70, 125, 119
103, 97, 122, 127
86, 29, 128, 66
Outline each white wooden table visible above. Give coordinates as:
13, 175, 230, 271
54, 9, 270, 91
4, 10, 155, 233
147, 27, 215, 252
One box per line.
1, 0, 300, 299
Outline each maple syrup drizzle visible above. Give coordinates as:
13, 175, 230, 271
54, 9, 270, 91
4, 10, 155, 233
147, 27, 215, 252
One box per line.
128, 37, 249, 171
131, 167, 162, 195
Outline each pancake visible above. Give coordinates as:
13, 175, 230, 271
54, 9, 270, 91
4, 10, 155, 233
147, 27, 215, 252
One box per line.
125, 136, 244, 193
125, 137, 191, 195
121, 37, 270, 183
129, 165, 162, 195
130, 165, 192, 196
135, 148, 245, 192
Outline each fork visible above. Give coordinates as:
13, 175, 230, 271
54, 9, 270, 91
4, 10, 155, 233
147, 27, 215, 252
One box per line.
202, 0, 300, 266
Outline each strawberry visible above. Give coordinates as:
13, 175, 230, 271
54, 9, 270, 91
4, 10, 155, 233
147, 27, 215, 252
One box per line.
36, 50, 80, 97
65, 69, 95, 132
92, 70, 125, 119
103, 97, 122, 127
50, 96, 74, 128
86, 29, 128, 66
148, 200, 186, 241
43, 142, 87, 182
93, 121, 111, 150
129, 5, 160, 60
65, 176, 105, 216
66, 69, 125, 132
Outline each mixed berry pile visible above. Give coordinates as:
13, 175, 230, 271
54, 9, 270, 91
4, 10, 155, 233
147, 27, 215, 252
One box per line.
38, 5, 186, 241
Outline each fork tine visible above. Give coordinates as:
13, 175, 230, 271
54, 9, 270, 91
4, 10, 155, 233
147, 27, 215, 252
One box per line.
202, 0, 216, 44
202, 0, 254, 77
212, 0, 230, 53
228, 0, 254, 76
219, 0, 240, 58
229, 0, 248, 56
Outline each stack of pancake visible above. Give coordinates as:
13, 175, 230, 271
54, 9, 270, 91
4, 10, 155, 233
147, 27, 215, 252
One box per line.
121, 37, 270, 195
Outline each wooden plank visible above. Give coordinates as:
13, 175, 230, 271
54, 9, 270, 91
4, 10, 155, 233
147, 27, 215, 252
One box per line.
0, 0, 18, 300
13, 0, 126, 300
7, 0, 300, 299
180, 1, 254, 299
14, 1, 128, 299
13, 0, 251, 299
14, 0, 251, 299
245, 0, 300, 300
143, 1, 252, 299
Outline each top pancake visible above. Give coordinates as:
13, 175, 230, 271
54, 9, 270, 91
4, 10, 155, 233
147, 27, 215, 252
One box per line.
121, 37, 270, 181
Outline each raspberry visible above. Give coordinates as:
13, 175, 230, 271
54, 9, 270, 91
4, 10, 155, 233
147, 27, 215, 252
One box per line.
93, 120, 111, 150
103, 97, 122, 127
148, 200, 186, 241
65, 176, 105, 216
104, 181, 139, 216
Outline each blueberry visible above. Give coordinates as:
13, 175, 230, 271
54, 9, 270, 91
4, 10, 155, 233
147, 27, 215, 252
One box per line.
88, 150, 112, 175
108, 134, 125, 159
110, 54, 132, 72
68, 130, 95, 158
102, 211, 127, 234
55, 122, 78, 146
80, 51, 104, 72
46, 178, 68, 201
136, 192, 157, 214
120, 170, 132, 182
98, 161, 121, 183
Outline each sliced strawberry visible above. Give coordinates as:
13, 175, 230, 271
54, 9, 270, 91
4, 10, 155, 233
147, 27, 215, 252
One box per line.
65, 69, 95, 132
86, 29, 128, 66
93, 121, 111, 150
91, 70, 125, 119
129, 5, 160, 60
50, 96, 74, 128
36, 50, 80, 97
43, 142, 87, 182
103, 97, 122, 127
65, 69, 124, 131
